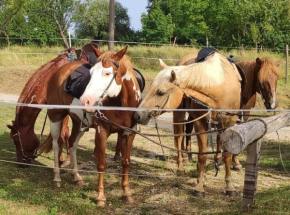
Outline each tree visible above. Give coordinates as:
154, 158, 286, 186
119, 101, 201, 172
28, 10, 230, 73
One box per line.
0, 0, 28, 47
73, 0, 134, 42
141, 0, 174, 43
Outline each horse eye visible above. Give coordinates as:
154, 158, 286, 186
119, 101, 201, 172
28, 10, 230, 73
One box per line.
156, 90, 165, 96
104, 72, 111, 76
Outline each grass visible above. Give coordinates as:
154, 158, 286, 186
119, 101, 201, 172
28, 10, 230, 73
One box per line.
0, 45, 290, 214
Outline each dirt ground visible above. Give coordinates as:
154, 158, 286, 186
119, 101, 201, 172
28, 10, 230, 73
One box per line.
1, 93, 290, 214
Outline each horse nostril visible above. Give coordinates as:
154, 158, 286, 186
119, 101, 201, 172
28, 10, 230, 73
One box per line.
85, 99, 90, 106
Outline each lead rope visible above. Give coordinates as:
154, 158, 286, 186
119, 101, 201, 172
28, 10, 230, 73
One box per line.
39, 113, 48, 144
154, 117, 166, 160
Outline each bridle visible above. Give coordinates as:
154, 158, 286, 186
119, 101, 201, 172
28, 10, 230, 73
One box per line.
12, 129, 38, 162
96, 59, 120, 107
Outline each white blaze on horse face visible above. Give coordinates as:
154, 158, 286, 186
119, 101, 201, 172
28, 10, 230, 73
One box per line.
80, 62, 122, 108
271, 91, 276, 109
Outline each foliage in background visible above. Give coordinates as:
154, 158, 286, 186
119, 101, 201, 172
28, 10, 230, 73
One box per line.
1, 0, 290, 49
144, 0, 290, 48
73, 0, 134, 42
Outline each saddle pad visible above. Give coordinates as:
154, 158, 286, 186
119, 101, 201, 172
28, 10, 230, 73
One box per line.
64, 64, 91, 99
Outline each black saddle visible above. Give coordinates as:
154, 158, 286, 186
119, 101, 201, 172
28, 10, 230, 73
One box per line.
196, 47, 218, 62
64, 64, 91, 99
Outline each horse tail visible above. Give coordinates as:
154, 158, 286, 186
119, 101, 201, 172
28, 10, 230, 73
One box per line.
38, 133, 53, 154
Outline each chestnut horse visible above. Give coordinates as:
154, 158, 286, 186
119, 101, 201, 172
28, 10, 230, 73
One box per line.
6, 49, 74, 165
134, 52, 242, 197
176, 53, 281, 170
7, 43, 101, 166
45, 46, 141, 206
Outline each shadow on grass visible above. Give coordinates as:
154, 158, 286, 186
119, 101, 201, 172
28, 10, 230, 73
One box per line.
1, 128, 290, 214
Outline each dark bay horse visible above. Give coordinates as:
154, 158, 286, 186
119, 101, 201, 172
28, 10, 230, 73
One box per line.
7, 43, 101, 166
44, 46, 142, 206
134, 52, 242, 197
176, 53, 281, 170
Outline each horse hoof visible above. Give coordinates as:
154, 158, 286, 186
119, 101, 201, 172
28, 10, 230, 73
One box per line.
96, 200, 106, 207
226, 190, 237, 197
74, 180, 85, 187
61, 161, 71, 168
233, 164, 243, 171
54, 181, 61, 188
121, 195, 134, 203
176, 169, 186, 176
192, 190, 205, 198
113, 155, 121, 161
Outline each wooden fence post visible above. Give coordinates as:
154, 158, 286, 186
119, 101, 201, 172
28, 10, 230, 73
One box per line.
242, 139, 261, 212
286, 44, 288, 84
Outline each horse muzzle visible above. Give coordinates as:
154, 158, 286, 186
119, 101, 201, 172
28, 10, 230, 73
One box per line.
134, 111, 151, 125
265, 100, 278, 109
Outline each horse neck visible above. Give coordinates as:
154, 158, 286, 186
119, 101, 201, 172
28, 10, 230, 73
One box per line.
119, 71, 141, 108
16, 54, 68, 127
237, 61, 259, 107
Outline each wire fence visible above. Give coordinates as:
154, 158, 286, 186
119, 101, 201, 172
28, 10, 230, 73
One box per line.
0, 37, 288, 52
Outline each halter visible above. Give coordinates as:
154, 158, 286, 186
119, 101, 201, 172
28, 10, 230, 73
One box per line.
12, 130, 38, 162
97, 59, 120, 106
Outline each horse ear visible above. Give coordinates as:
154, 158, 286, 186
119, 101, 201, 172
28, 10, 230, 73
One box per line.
170, 70, 176, 82
159, 59, 168, 68
275, 60, 283, 67
256, 58, 262, 66
113, 46, 128, 62
92, 45, 103, 57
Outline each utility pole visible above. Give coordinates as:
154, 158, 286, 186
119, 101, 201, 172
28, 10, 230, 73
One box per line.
108, 0, 115, 50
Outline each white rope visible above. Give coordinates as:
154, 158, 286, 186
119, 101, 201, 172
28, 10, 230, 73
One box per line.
1, 100, 290, 113
0, 158, 289, 182
0, 37, 286, 51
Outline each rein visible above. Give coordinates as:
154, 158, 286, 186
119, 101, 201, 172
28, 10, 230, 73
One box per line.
13, 131, 38, 162
94, 112, 227, 156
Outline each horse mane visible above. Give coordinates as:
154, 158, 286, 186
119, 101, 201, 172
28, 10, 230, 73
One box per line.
18, 54, 67, 104
98, 51, 139, 87
153, 52, 229, 89
15, 54, 68, 125
258, 58, 281, 81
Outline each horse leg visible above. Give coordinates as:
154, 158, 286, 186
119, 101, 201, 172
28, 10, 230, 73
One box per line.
214, 135, 224, 169
223, 151, 237, 196
232, 154, 242, 171
113, 134, 122, 161
185, 119, 194, 163
50, 120, 63, 188
120, 133, 135, 203
58, 139, 64, 167
94, 126, 108, 207
62, 116, 71, 167
192, 118, 208, 197
173, 111, 186, 172
69, 120, 85, 186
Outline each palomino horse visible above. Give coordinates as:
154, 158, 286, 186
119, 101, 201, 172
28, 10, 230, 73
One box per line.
176, 53, 281, 171
134, 52, 242, 197
45, 46, 142, 206
7, 43, 101, 166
